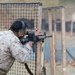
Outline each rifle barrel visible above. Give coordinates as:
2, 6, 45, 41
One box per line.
46, 35, 52, 38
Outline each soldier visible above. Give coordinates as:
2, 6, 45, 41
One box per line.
0, 20, 41, 75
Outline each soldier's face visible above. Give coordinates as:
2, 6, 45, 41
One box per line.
18, 29, 26, 37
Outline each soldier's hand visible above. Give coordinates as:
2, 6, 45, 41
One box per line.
34, 29, 42, 36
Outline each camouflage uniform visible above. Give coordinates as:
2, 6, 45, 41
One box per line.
0, 30, 32, 74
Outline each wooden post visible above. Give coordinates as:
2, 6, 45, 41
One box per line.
48, 9, 53, 75
53, 9, 57, 62
52, 32, 56, 75
36, 5, 42, 75
61, 8, 66, 75
48, 9, 56, 75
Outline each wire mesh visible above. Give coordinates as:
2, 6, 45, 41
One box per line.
0, 3, 42, 75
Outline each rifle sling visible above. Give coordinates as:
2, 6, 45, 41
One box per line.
24, 63, 33, 75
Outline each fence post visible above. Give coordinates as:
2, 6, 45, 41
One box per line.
36, 4, 42, 75
52, 32, 56, 75
61, 7, 66, 75
48, 9, 56, 75
53, 9, 57, 62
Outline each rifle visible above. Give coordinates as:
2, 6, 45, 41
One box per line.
19, 31, 52, 75
20, 31, 52, 52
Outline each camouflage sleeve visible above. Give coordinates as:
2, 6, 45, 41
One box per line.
10, 40, 32, 63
